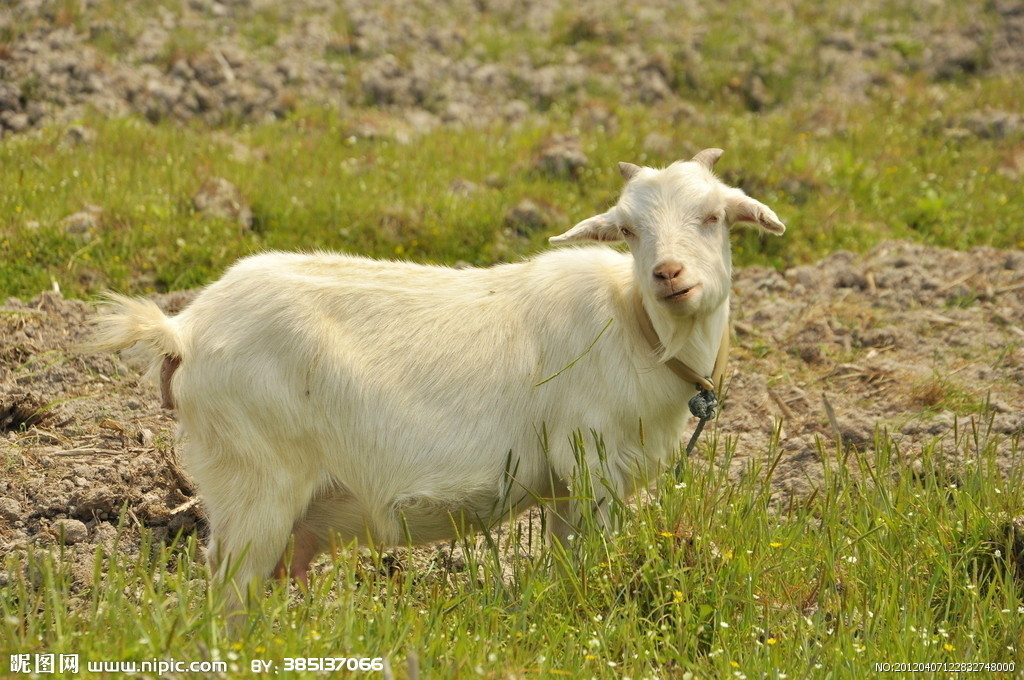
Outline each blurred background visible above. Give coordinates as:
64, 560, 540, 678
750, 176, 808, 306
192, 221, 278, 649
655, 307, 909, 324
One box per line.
0, 0, 1021, 297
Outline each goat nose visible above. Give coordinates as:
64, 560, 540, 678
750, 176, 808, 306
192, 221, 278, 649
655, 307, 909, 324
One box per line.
653, 260, 684, 282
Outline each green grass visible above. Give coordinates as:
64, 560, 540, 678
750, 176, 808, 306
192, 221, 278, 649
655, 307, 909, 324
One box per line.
2, 73, 1023, 299
2, 420, 1021, 678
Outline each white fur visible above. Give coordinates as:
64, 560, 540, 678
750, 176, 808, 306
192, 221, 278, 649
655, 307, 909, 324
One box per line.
88, 153, 784, 609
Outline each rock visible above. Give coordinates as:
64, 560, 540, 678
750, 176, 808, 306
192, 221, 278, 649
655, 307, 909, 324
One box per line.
504, 199, 556, 236
797, 343, 826, 365
741, 74, 771, 112
833, 267, 867, 289
191, 51, 234, 88
64, 124, 96, 145
192, 177, 253, 230
405, 109, 440, 136
54, 518, 89, 545
0, 82, 20, 112
0, 497, 22, 521
136, 427, 155, 446
992, 413, 1024, 435
821, 31, 858, 52
857, 327, 904, 348
959, 110, 1024, 139
441, 100, 475, 125
929, 32, 986, 79
93, 522, 120, 551
167, 511, 197, 535
447, 178, 480, 196
785, 265, 819, 288
502, 99, 529, 122
483, 173, 505, 189
838, 420, 874, 446
61, 205, 103, 239
532, 134, 588, 180
360, 54, 430, 107
1, 111, 30, 132
69, 487, 119, 519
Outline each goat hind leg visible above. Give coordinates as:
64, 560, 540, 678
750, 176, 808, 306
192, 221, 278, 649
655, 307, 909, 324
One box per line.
204, 478, 319, 622
273, 522, 321, 586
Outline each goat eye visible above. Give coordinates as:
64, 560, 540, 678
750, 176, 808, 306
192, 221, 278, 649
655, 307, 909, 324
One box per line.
704, 215, 720, 225
619, 227, 633, 238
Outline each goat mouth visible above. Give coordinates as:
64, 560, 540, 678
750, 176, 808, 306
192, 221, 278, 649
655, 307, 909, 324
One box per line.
663, 284, 701, 301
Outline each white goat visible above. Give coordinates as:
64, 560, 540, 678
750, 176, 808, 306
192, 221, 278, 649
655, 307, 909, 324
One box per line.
88, 149, 784, 609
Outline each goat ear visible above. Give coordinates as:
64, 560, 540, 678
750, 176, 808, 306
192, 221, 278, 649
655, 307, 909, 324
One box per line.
550, 211, 623, 244
725, 192, 786, 235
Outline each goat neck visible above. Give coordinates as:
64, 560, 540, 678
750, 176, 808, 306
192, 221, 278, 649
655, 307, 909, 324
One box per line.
637, 286, 730, 389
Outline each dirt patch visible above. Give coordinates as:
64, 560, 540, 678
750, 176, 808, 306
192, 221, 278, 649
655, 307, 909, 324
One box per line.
1, 241, 1022, 575
0, 290, 201, 570
718, 241, 1024, 499
0, 1, 1020, 135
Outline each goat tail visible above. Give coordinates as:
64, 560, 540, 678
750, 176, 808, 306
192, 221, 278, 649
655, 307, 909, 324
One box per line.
84, 293, 184, 359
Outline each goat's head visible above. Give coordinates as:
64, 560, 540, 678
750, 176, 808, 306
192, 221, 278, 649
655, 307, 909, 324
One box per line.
550, 149, 785, 316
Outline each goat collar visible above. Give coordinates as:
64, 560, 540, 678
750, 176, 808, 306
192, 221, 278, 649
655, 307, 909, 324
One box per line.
633, 293, 730, 393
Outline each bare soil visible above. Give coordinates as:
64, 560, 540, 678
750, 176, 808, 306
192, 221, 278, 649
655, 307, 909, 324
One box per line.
1, 240, 1022, 578
2, 0, 1022, 135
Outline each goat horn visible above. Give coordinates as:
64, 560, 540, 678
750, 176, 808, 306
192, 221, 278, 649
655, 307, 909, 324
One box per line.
618, 162, 642, 180
691, 148, 724, 170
